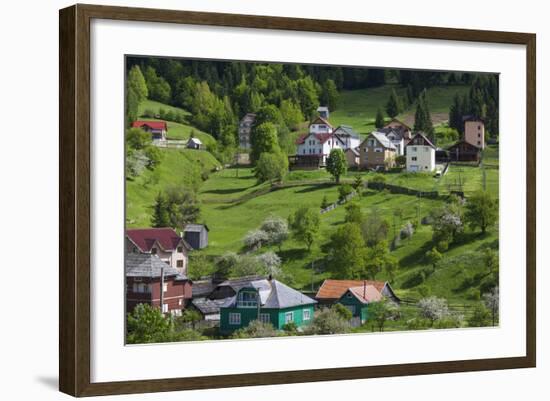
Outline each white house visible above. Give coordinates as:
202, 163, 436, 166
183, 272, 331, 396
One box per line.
405, 132, 436, 172
296, 132, 346, 163
333, 125, 361, 150
308, 116, 333, 135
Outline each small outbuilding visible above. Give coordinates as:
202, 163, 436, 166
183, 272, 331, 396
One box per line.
187, 137, 203, 150
183, 224, 209, 249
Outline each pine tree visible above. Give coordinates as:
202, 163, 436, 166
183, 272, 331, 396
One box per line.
449, 93, 463, 132
151, 192, 171, 228
375, 108, 385, 129
385, 89, 401, 118
413, 91, 434, 141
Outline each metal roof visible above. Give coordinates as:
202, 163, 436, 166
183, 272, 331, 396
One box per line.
125, 253, 187, 279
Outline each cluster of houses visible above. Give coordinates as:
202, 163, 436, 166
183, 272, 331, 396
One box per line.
285, 106, 485, 173
131, 120, 204, 150
125, 227, 400, 334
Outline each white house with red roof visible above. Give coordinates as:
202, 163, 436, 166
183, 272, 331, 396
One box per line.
296, 117, 346, 163
126, 228, 191, 275
131, 120, 168, 142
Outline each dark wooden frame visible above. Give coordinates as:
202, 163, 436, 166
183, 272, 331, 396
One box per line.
59, 3, 536, 397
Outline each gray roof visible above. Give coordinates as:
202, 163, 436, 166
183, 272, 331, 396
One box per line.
184, 223, 209, 232
263, 280, 317, 308
376, 127, 406, 141
334, 125, 359, 138
125, 253, 187, 280
191, 297, 229, 315
369, 132, 397, 150
346, 147, 360, 156
192, 280, 218, 297
223, 279, 317, 309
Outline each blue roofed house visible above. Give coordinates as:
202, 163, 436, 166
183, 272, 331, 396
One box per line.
219, 278, 317, 334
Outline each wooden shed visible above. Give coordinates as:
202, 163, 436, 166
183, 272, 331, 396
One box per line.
183, 224, 209, 249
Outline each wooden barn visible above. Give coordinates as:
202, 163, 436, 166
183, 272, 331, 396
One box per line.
447, 140, 481, 162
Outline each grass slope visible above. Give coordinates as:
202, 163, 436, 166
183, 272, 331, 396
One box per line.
330, 84, 470, 135
126, 148, 221, 227
137, 99, 217, 146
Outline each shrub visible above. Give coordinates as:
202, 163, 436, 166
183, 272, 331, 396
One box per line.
371, 174, 386, 184
332, 303, 353, 321
256, 251, 282, 277
417, 297, 450, 326
320, 195, 330, 210
282, 322, 298, 334
243, 229, 269, 251
436, 240, 449, 252
232, 321, 280, 339
337, 184, 353, 203
305, 308, 351, 335
400, 222, 414, 240
260, 215, 289, 250
468, 304, 491, 327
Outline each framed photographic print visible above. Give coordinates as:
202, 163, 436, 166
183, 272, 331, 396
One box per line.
59, 4, 536, 397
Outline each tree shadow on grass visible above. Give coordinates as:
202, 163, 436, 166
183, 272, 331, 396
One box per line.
278, 248, 309, 262
293, 183, 336, 194
202, 187, 252, 195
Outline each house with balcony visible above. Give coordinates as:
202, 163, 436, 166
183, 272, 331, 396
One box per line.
219, 278, 317, 334
315, 279, 400, 305
125, 253, 192, 316
126, 227, 192, 275
238, 113, 256, 149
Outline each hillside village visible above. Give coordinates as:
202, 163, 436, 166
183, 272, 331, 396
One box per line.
124, 60, 500, 343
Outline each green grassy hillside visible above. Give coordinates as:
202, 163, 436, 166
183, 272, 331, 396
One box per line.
137, 99, 217, 146
126, 148, 221, 227
330, 84, 470, 135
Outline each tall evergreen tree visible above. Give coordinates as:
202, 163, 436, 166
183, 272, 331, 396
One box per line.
385, 89, 401, 118
151, 192, 171, 228
413, 91, 434, 141
375, 108, 385, 129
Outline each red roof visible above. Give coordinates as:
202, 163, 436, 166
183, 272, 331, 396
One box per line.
126, 228, 189, 252
131, 120, 168, 131
295, 133, 339, 145
316, 279, 386, 300
348, 285, 383, 303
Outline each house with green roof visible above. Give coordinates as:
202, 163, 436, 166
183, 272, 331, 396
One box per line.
219, 278, 317, 334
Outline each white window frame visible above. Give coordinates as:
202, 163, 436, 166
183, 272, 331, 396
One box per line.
163, 283, 168, 293
285, 311, 294, 324
229, 313, 241, 325
259, 313, 270, 324
303, 309, 311, 321
162, 303, 168, 313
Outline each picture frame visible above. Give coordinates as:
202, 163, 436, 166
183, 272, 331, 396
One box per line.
59, 3, 536, 397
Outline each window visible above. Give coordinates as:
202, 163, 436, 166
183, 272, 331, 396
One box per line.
303, 309, 311, 321
285, 311, 294, 324
347, 292, 353, 298
411, 146, 417, 152
132, 247, 138, 253
178, 299, 183, 306
151, 248, 157, 255
412, 156, 417, 161
237, 291, 258, 308
163, 283, 168, 293
259, 313, 270, 323
177, 246, 183, 253
345, 305, 355, 314
478, 133, 481, 138
374, 148, 383, 153
478, 141, 481, 146
424, 147, 429, 152
229, 313, 241, 325
162, 304, 168, 313
478, 125, 481, 130
303, 149, 306, 154
132, 283, 150, 293
176, 260, 184, 268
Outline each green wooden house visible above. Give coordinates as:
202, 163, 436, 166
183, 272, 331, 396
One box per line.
220, 278, 317, 334
337, 284, 383, 324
